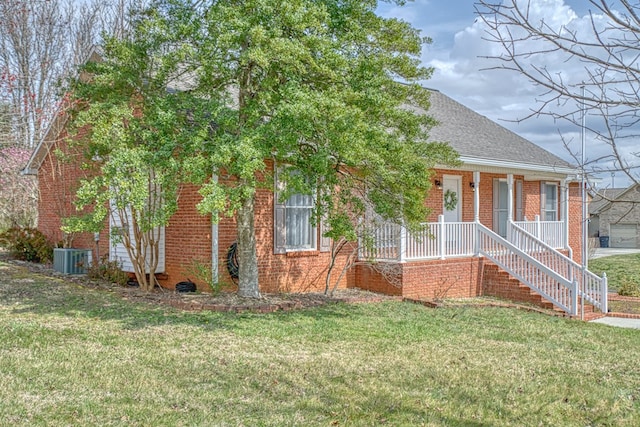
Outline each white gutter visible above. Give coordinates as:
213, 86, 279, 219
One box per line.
455, 156, 578, 176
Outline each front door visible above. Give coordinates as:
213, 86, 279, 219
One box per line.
493, 179, 509, 237
443, 175, 461, 222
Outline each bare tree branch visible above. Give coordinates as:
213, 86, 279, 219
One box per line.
476, 0, 640, 188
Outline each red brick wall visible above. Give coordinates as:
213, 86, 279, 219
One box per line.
161, 184, 213, 290
400, 257, 484, 299
244, 163, 354, 293
523, 180, 541, 221
160, 162, 355, 294
356, 257, 484, 299
354, 263, 403, 296
37, 129, 109, 259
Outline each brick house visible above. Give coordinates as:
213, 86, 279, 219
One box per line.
24, 88, 607, 316
590, 185, 640, 248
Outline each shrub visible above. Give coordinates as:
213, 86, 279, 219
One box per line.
0, 226, 53, 263
183, 258, 235, 295
87, 256, 129, 286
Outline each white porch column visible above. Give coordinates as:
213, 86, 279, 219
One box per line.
398, 225, 407, 262
439, 214, 446, 260
561, 179, 570, 251
473, 171, 480, 223
506, 174, 514, 241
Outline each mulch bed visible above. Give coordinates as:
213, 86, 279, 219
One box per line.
3, 252, 637, 318
0, 253, 400, 313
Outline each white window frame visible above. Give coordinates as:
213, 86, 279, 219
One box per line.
541, 182, 559, 221
284, 192, 317, 251
274, 167, 329, 254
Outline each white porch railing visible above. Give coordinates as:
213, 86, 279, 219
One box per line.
477, 223, 578, 315
359, 216, 477, 261
360, 217, 608, 315
513, 216, 564, 249
509, 222, 608, 314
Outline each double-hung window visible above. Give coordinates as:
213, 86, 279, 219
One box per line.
285, 193, 316, 250
541, 182, 559, 221
274, 168, 330, 254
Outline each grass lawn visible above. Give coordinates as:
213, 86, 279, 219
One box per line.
2, 260, 640, 426
589, 253, 640, 292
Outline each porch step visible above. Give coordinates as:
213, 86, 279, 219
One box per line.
482, 263, 598, 317
482, 264, 552, 309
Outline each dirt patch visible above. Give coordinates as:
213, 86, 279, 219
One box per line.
0, 253, 399, 313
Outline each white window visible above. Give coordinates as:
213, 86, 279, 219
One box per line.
542, 182, 558, 221
274, 168, 330, 254
285, 193, 316, 250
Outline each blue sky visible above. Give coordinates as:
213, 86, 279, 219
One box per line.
377, 0, 625, 188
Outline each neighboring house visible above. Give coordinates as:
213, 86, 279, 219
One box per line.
24, 88, 607, 317
590, 185, 640, 248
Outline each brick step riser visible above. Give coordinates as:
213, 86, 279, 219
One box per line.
483, 265, 597, 314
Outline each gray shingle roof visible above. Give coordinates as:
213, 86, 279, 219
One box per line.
590, 186, 636, 214
426, 90, 575, 170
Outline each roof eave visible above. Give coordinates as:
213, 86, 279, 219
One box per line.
457, 156, 578, 176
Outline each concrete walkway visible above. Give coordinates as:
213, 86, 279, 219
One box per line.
590, 248, 640, 259
590, 317, 640, 329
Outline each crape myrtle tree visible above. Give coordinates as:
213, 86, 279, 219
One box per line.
476, 0, 640, 191
63, 23, 205, 292
142, 0, 458, 298
68, 0, 457, 296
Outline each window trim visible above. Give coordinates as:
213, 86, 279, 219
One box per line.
285, 192, 317, 251
541, 181, 559, 221
273, 167, 330, 254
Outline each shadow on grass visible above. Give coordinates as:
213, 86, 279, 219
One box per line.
0, 260, 358, 332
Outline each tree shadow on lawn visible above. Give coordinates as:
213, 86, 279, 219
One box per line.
0, 260, 359, 332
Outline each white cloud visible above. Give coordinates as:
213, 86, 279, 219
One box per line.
380, 0, 639, 186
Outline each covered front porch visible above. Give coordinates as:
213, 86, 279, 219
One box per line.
356, 171, 607, 318
362, 171, 573, 262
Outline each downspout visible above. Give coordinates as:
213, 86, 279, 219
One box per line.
211, 174, 219, 285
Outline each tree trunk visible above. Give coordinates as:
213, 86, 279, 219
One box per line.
236, 192, 260, 298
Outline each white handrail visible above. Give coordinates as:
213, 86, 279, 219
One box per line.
477, 223, 577, 315
509, 222, 607, 313
361, 218, 478, 261
513, 217, 564, 249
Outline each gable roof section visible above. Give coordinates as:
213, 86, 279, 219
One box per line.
426, 90, 577, 176
590, 185, 640, 215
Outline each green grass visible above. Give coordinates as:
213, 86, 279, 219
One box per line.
589, 253, 640, 292
2, 261, 640, 426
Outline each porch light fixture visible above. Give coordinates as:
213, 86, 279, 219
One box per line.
469, 182, 476, 191
434, 179, 442, 189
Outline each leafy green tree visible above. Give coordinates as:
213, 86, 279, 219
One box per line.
145, 0, 458, 297
67, 0, 458, 296
63, 31, 204, 291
